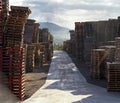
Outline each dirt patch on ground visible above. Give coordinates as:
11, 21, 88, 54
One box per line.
24, 64, 50, 100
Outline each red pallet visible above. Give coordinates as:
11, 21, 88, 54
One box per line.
0, 47, 26, 100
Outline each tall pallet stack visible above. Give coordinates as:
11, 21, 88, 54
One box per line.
84, 37, 95, 65
107, 37, 120, 91
24, 19, 35, 44
107, 62, 120, 91
1, 6, 31, 100
75, 22, 85, 61
4, 6, 31, 47
34, 43, 44, 68
0, 0, 3, 47
69, 30, 76, 56
1, 48, 26, 99
26, 44, 35, 72
91, 49, 106, 79
39, 28, 53, 64
32, 23, 39, 43
115, 37, 120, 62
2, 0, 9, 23
42, 42, 49, 64
99, 45, 116, 79
0, 0, 3, 85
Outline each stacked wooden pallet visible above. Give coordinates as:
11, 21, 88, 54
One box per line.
115, 37, 120, 62
91, 49, 106, 79
107, 62, 120, 91
84, 37, 95, 65
4, 6, 31, 47
0, 0, 3, 47
1, 48, 26, 100
98, 45, 116, 79
2, 0, 9, 23
26, 44, 35, 72
99, 45, 116, 62
32, 23, 40, 43
1, 6, 31, 100
107, 37, 120, 91
34, 43, 45, 68
24, 19, 35, 44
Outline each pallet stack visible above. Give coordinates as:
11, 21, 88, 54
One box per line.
26, 44, 35, 72
4, 6, 31, 47
2, 0, 9, 23
39, 28, 53, 64
107, 37, 120, 91
0, 0, 3, 47
24, 19, 35, 44
75, 22, 85, 61
84, 37, 95, 65
69, 30, 76, 56
107, 62, 120, 91
1, 48, 26, 100
32, 23, 39, 43
34, 43, 44, 68
91, 49, 106, 79
99, 45, 116, 63
115, 37, 120, 62
1, 6, 31, 100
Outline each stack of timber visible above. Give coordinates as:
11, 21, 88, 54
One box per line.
107, 62, 120, 91
91, 49, 106, 79
1, 6, 31, 100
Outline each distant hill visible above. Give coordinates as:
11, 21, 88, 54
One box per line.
39, 22, 70, 44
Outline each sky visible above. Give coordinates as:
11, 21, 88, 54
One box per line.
10, 0, 120, 29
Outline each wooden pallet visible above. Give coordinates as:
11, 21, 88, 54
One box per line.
107, 62, 120, 91
0, 47, 26, 100
91, 49, 106, 79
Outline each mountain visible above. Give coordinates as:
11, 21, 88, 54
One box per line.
39, 22, 70, 44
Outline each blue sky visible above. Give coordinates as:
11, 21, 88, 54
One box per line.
10, 0, 120, 29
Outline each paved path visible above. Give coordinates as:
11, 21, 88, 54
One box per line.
23, 51, 120, 103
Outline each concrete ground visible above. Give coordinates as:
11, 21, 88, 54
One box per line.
23, 51, 120, 103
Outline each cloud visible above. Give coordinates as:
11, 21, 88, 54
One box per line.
10, 0, 24, 6
9, 0, 120, 29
